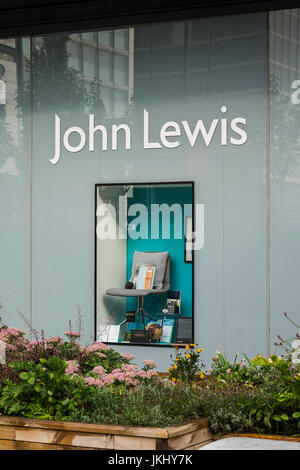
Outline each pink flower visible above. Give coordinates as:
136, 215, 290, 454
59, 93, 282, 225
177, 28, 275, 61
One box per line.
120, 353, 135, 360
5, 344, 18, 352
142, 359, 158, 369
85, 377, 103, 387
121, 364, 137, 374
226, 369, 231, 374
103, 374, 115, 385
85, 341, 109, 354
136, 369, 157, 379
0, 328, 28, 350
92, 365, 106, 376
64, 331, 80, 337
95, 352, 106, 358
46, 336, 64, 343
65, 360, 79, 375
136, 370, 147, 379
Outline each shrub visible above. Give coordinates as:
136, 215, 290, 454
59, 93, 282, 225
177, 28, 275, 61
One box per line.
0, 356, 92, 420
168, 344, 205, 383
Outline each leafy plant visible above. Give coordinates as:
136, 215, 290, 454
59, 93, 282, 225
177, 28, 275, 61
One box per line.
81, 348, 127, 374
169, 344, 205, 383
0, 356, 92, 420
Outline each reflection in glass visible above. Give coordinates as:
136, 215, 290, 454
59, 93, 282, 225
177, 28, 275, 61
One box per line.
269, 8, 300, 344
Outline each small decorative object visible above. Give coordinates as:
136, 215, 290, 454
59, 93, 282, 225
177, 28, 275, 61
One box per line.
126, 311, 135, 323
125, 281, 134, 289
146, 322, 163, 342
130, 329, 151, 343
167, 291, 181, 314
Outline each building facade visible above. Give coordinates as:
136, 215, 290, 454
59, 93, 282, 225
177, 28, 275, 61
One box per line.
0, 3, 300, 369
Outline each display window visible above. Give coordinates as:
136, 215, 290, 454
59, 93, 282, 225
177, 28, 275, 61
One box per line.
95, 182, 194, 346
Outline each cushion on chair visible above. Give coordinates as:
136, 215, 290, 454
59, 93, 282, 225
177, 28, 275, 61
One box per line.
130, 251, 169, 289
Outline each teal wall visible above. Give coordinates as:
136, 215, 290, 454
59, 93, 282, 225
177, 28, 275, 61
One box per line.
126, 185, 193, 319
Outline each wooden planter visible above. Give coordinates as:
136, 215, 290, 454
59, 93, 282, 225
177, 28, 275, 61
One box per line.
0, 415, 213, 450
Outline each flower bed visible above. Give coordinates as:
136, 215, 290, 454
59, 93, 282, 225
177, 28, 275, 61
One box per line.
0, 309, 299, 443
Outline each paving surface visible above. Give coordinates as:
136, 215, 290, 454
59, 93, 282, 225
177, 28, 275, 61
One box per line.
200, 437, 300, 450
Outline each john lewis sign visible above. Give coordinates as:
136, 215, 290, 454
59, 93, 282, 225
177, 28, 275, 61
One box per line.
50, 107, 248, 165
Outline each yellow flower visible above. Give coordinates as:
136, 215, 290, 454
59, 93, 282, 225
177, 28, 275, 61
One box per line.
186, 354, 191, 359
185, 345, 190, 350
190, 344, 196, 348
176, 358, 180, 362
171, 377, 176, 382
199, 371, 204, 379
174, 364, 178, 370
177, 379, 180, 382
196, 348, 204, 353
168, 367, 171, 372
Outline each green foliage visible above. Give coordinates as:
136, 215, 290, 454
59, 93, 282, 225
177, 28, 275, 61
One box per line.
246, 355, 300, 433
81, 349, 127, 374
209, 351, 265, 388
207, 349, 300, 435
198, 386, 255, 435
70, 380, 202, 427
0, 356, 92, 420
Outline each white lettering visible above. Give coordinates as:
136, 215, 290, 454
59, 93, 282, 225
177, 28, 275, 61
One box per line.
221, 106, 228, 146
49, 114, 61, 165
112, 124, 131, 150
89, 114, 108, 151
182, 119, 219, 147
160, 121, 181, 148
230, 117, 247, 145
63, 126, 86, 152
143, 109, 162, 149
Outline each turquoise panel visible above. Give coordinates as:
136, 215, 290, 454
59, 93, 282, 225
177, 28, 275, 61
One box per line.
126, 185, 193, 320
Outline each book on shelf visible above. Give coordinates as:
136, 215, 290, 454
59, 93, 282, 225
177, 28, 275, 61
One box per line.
135, 264, 156, 289
160, 318, 175, 343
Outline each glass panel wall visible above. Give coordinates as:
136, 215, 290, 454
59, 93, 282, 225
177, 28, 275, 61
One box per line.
269, 8, 300, 350
0, 37, 31, 327
0, 12, 271, 367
